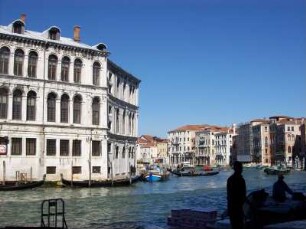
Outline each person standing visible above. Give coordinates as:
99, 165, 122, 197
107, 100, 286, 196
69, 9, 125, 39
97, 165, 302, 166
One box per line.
227, 161, 246, 229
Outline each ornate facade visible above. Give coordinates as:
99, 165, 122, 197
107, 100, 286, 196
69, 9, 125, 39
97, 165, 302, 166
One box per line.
0, 15, 140, 181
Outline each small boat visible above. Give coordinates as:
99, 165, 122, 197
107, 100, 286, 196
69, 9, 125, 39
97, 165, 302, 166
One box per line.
142, 164, 170, 182
146, 173, 162, 182
171, 170, 219, 176
264, 165, 290, 175
244, 189, 306, 227
61, 174, 139, 188
0, 175, 46, 191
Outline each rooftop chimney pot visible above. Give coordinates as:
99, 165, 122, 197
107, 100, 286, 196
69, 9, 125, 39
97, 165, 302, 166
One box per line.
20, 14, 26, 23
73, 25, 80, 42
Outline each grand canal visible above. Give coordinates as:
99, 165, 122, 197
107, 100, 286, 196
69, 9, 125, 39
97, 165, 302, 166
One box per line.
0, 168, 306, 228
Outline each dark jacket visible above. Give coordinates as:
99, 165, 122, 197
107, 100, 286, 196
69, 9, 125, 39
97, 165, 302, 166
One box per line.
272, 179, 293, 202
227, 173, 246, 213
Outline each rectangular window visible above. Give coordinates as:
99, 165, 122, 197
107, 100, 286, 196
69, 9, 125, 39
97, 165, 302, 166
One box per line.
26, 138, 36, 156
11, 138, 22, 155
72, 140, 81, 156
26, 97, 36, 121
46, 166, 56, 174
47, 139, 56, 156
92, 166, 101, 173
72, 166, 81, 174
92, 141, 101, 156
60, 140, 69, 156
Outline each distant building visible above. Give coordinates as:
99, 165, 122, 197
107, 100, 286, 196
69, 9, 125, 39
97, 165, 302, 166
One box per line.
0, 15, 140, 181
136, 135, 168, 164
233, 116, 304, 168
195, 125, 235, 166
168, 125, 207, 166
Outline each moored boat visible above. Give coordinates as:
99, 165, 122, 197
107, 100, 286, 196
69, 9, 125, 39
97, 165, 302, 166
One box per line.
264, 165, 290, 175
0, 175, 46, 191
60, 174, 139, 188
171, 169, 219, 177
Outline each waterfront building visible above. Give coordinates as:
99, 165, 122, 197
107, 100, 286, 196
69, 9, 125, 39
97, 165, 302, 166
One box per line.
233, 116, 304, 167
137, 135, 168, 165
168, 125, 208, 166
0, 15, 140, 182
234, 122, 254, 163
195, 125, 234, 166
137, 135, 158, 164
156, 138, 169, 164
270, 116, 303, 167
252, 119, 271, 166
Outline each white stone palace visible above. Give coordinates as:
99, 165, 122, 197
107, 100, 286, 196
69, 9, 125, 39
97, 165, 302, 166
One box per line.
0, 15, 140, 182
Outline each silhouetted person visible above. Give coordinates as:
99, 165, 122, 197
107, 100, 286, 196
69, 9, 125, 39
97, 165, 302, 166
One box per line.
227, 161, 246, 229
272, 174, 293, 202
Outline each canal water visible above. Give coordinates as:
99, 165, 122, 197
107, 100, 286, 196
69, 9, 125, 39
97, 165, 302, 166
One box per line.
0, 168, 306, 229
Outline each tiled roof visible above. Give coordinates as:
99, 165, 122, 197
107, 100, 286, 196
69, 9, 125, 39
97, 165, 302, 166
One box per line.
168, 124, 209, 133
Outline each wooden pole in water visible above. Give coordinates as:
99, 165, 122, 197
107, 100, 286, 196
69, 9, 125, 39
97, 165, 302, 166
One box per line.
3, 161, 5, 185
71, 160, 73, 187
30, 167, 32, 182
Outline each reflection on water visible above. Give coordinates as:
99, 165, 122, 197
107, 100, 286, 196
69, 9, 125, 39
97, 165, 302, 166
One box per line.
0, 169, 305, 228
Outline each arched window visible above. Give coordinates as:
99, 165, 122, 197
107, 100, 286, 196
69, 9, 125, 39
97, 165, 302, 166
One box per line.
128, 113, 132, 134
74, 59, 82, 83
47, 93, 56, 122
49, 27, 60, 40
26, 91, 36, 121
61, 57, 70, 82
288, 146, 292, 153
92, 97, 100, 125
28, 51, 38, 78
0, 47, 10, 74
60, 94, 69, 123
14, 49, 24, 76
116, 108, 119, 133
0, 88, 8, 119
48, 55, 57, 80
122, 110, 126, 134
93, 62, 100, 86
13, 89, 22, 120
73, 95, 82, 123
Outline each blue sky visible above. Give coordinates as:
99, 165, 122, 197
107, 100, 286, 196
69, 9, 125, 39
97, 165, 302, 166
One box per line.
1, 0, 305, 137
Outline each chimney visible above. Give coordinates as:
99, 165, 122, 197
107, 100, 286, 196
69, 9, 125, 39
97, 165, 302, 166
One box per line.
20, 14, 26, 23
73, 26, 80, 42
